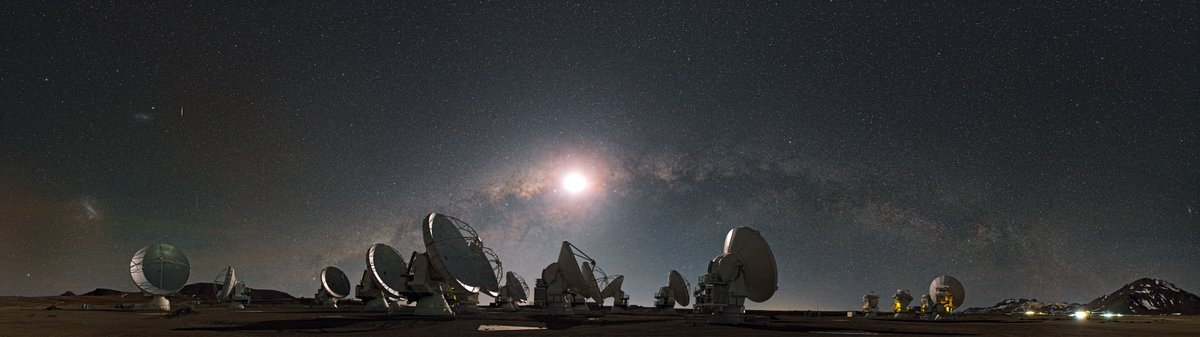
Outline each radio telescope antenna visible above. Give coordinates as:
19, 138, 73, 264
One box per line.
654, 270, 690, 313
892, 289, 914, 317
420, 212, 503, 315
213, 266, 252, 308
600, 275, 629, 310
535, 241, 602, 316
129, 243, 190, 311
693, 227, 778, 324
315, 266, 351, 308
497, 271, 530, 311
355, 243, 408, 312
929, 275, 965, 319
861, 291, 879, 317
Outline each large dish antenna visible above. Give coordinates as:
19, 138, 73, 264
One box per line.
580, 261, 605, 300
316, 266, 351, 308
130, 243, 190, 311
367, 243, 409, 298
556, 242, 588, 293
655, 270, 690, 310
322, 266, 352, 298
423, 213, 502, 296
693, 227, 779, 324
928, 275, 965, 316
214, 266, 237, 300
722, 227, 778, 302
498, 271, 530, 311
669, 270, 691, 306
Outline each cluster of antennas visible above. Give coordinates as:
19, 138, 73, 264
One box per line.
875, 275, 966, 319
128, 244, 255, 312
128, 222, 782, 325
345, 212, 515, 317
533, 241, 628, 316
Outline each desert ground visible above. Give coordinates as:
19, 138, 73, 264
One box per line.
2, 296, 1197, 336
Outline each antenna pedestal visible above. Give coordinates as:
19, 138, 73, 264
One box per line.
611, 290, 629, 311
315, 290, 339, 308
499, 301, 519, 311
452, 292, 482, 314
569, 293, 590, 314
146, 295, 170, 312
364, 297, 391, 312
414, 294, 454, 316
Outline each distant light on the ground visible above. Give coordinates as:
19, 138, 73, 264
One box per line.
1024, 310, 1036, 316
1074, 311, 1089, 319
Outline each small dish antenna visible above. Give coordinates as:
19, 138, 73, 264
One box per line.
129, 243, 190, 311
861, 291, 879, 316
892, 289, 913, 317
213, 266, 252, 308
693, 227, 778, 324
497, 271, 530, 311
315, 266, 351, 308
654, 270, 691, 312
928, 275, 965, 319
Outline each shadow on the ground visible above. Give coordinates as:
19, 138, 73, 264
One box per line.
738, 322, 979, 335
525, 314, 675, 330
173, 315, 452, 333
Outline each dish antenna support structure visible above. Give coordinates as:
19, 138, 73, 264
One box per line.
315, 266, 351, 308
496, 271, 530, 311
654, 270, 690, 313
129, 243, 191, 312
213, 266, 252, 308
693, 227, 778, 325
929, 275, 965, 319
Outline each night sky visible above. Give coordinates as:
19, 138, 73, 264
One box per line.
1, 2, 1197, 310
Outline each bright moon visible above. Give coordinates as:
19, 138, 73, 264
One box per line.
563, 172, 588, 194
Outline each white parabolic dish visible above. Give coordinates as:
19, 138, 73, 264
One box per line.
556, 241, 588, 292
669, 270, 690, 306
367, 243, 409, 297
423, 213, 502, 296
722, 227, 778, 302
130, 243, 191, 296
506, 271, 529, 301
321, 266, 352, 298
928, 275, 965, 309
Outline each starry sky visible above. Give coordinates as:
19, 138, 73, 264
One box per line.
1, 2, 1197, 310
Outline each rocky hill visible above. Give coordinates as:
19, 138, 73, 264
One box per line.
963, 298, 1081, 315
1084, 278, 1200, 315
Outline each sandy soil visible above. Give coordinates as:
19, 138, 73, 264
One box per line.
2, 296, 1197, 336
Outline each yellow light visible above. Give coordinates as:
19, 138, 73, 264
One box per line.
1025, 310, 1036, 316
1074, 311, 1089, 319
